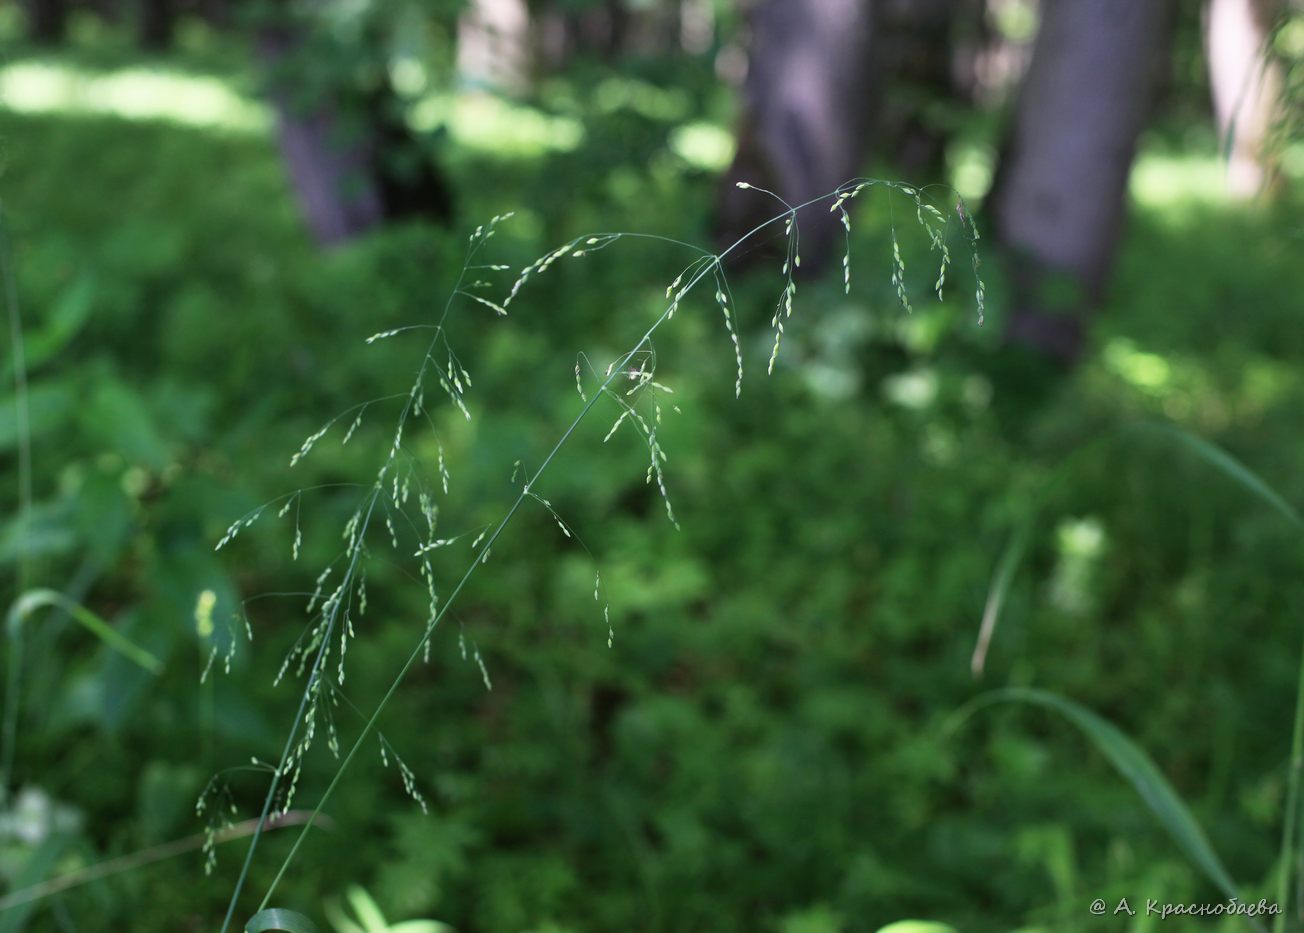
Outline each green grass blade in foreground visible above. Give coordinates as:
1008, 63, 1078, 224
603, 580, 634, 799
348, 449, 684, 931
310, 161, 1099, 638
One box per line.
245, 908, 320, 933
3, 589, 162, 795
958, 687, 1246, 910
1135, 422, 1303, 927
1137, 422, 1303, 530
973, 422, 1304, 675
0, 813, 319, 913
7, 589, 163, 673
971, 522, 1030, 677
0, 834, 72, 933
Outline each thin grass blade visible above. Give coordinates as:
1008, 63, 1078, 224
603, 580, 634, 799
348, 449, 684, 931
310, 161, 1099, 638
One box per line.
1140, 422, 1302, 530
962, 687, 1245, 909
246, 908, 320, 933
6, 589, 162, 673
971, 521, 1032, 677
974, 422, 1301, 676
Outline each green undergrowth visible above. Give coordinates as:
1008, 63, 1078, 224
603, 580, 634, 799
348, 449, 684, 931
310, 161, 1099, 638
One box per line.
3, 35, 1304, 932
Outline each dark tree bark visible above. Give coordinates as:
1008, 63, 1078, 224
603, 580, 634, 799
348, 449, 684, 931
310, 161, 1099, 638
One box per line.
24, 0, 68, 45
368, 90, 455, 226
260, 26, 387, 246
258, 16, 453, 247
988, 0, 1170, 361
139, 0, 176, 51
715, 0, 877, 269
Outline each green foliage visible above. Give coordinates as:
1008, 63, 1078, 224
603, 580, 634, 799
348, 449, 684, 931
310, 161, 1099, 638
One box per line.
957, 688, 1243, 904
3, 12, 1304, 933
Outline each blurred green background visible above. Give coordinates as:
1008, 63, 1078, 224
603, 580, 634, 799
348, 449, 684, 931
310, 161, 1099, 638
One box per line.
2, 0, 1304, 930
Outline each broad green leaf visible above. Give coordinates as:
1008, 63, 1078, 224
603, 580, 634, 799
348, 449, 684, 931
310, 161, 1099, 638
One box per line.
875, 923, 958, 933
0, 382, 74, 451
345, 886, 388, 931
0, 500, 77, 564
324, 886, 452, 933
81, 379, 171, 470
20, 272, 95, 374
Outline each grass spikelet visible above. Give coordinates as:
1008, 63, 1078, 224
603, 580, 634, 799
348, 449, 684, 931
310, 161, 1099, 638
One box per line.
457, 291, 509, 316
527, 490, 576, 539
289, 424, 330, 468
215, 506, 266, 551
439, 376, 472, 422
379, 738, 428, 814
574, 360, 587, 401
712, 264, 743, 398
436, 441, 450, 495
474, 648, 492, 690
891, 233, 912, 313
341, 409, 364, 445
604, 408, 632, 443
365, 328, 402, 344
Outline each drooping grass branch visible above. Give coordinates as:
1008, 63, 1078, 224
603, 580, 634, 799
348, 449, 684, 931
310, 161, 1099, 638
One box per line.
214, 179, 984, 930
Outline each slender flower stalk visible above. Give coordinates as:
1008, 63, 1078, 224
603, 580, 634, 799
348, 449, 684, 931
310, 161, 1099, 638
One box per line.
216, 180, 981, 929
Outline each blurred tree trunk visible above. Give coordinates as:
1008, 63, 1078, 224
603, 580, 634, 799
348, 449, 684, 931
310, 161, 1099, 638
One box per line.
139, 0, 176, 50
715, 0, 877, 269
457, 0, 531, 92
258, 14, 453, 247
1205, 0, 1284, 198
534, 0, 633, 67
260, 25, 387, 246
988, 0, 1169, 361
23, 0, 68, 45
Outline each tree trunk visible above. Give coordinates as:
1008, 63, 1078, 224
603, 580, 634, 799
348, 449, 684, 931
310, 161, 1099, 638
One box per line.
988, 0, 1169, 361
715, 0, 877, 269
1205, 0, 1284, 198
259, 18, 453, 247
457, 0, 531, 93
24, 0, 68, 45
260, 27, 388, 247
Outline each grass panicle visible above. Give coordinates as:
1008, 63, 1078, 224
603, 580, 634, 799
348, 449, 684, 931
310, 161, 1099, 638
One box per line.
212, 180, 982, 929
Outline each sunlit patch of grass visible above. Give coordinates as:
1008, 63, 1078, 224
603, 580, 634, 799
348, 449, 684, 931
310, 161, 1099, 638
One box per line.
1101, 337, 1173, 394
590, 76, 692, 122
1087, 335, 1301, 434
0, 57, 589, 160
948, 139, 996, 202
1129, 151, 1234, 210
668, 121, 734, 171
411, 91, 584, 156
0, 59, 268, 131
